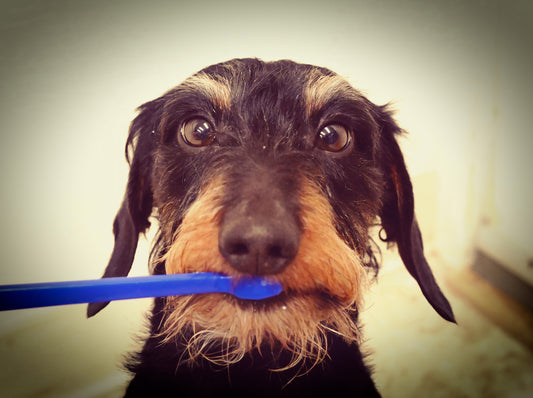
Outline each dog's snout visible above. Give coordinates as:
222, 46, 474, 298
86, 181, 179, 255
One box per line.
219, 210, 300, 276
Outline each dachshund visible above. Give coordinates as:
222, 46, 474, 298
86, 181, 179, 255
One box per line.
87, 58, 455, 397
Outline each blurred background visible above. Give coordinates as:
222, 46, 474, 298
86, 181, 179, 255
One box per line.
1, 0, 532, 396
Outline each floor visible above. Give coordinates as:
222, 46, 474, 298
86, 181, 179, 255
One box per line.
361, 253, 533, 397
1, 253, 532, 397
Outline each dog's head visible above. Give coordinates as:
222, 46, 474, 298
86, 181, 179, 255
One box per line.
88, 58, 454, 367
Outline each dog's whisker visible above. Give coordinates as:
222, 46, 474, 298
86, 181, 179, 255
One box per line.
89, 58, 454, 396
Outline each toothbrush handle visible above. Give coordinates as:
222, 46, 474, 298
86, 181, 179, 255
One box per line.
0, 273, 230, 311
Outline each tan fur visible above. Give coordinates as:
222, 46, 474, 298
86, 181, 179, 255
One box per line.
183, 72, 231, 110
159, 177, 368, 371
304, 72, 359, 116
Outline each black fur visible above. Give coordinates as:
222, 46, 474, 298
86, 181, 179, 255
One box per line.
123, 298, 379, 397
88, 58, 455, 396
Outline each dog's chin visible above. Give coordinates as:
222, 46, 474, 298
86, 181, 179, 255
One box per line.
159, 288, 361, 371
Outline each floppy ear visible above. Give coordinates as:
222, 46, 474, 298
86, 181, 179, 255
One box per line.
87, 101, 158, 317
378, 108, 456, 323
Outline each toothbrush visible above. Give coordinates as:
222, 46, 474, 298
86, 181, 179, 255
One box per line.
0, 273, 283, 311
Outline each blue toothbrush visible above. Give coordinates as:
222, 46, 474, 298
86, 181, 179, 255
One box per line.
0, 273, 283, 311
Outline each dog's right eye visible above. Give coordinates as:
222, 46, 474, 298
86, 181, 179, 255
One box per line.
180, 118, 216, 147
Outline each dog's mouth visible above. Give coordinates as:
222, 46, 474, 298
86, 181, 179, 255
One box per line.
221, 288, 342, 313
160, 269, 358, 312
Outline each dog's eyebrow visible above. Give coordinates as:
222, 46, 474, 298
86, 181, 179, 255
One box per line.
304, 73, 358, 116
183, 72, 231, 110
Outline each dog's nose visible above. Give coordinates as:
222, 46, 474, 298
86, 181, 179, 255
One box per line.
219, 211, 300, 276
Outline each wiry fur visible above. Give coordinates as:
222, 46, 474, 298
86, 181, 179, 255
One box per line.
159, 178, 367, 371
88, 58, 455, 397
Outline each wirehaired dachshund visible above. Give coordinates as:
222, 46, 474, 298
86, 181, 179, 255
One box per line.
88, 58, 455, 397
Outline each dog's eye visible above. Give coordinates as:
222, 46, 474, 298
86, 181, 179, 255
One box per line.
180, 118, 216, 147
317, 124, 351, 152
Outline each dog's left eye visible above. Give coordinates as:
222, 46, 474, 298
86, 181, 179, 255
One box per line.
180, 118, 216, 147
317, 124, 351, 152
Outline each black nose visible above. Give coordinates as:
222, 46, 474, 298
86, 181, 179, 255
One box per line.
219, 211, 300, 275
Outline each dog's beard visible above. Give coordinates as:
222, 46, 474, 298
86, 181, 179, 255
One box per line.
157, 177, 368, 371
159, 292, 360, 371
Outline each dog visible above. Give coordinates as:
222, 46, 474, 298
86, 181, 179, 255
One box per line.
87, 58, 455, 397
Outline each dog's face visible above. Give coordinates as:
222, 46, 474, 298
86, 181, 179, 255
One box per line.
88, 58, 454, 370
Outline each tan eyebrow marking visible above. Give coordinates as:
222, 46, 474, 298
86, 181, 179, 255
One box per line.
304, 73, 357, 116
184, 72, 232, 110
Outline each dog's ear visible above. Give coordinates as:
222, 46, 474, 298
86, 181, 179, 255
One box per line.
377, 107, 456, 323
87, 101, 158, 317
